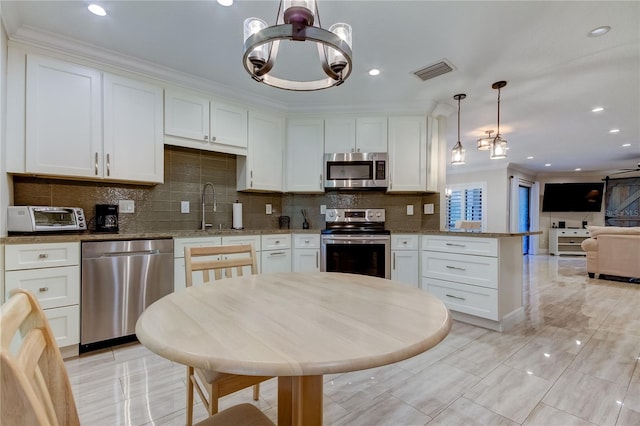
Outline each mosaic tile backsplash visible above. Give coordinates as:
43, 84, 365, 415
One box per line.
12, 146, 440, 233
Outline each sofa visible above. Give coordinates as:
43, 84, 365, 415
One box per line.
580, 226, 640, 280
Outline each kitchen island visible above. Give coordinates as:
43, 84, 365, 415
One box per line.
421, 231, 539, 332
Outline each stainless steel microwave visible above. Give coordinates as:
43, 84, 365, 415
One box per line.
7, 206, 87, 233
324, 152, 388, 190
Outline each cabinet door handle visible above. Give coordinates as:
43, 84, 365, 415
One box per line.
106, 153, 111, 176
95, 152, 99, 175
316, 252, 319, 268
446, 294, 466, 301
204, 135, 208, 140
39, 287, 49, 292
393, 252, 396, 269
211, 136, 217, 142
446, 243, 466, 247
320, 174, 323, 189
446, 265, 466, 271
304, 239, 310, 243
38, 253, 49, 259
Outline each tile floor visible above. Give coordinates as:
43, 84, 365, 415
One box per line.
65, 255, 640, 425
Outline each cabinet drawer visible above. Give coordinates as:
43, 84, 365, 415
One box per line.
293, 234, 320, 249
423, 277, 498, 321
174, 237, 221, 258
5, 266, 79, 309
421, 235, 497, 256
422, 251, 498, 288
222, 235, 261, 251
391, 234, 419, 250
44, 305, 80, 348
5, 242, 79, 270
554, 229, 590, 237
261, 234, 291, 250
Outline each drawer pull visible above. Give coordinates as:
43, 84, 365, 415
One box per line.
446, 294, 466, 301
39, 287, 49, 292
269, 252, 286, 256
38, 254, 49, 259
446, 243, 466, 247
446, 265, 466, 271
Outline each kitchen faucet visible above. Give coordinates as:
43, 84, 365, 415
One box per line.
201, 182, 217, 230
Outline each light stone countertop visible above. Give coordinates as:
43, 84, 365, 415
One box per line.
1, 229, 541, 244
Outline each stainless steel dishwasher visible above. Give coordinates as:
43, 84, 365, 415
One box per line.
81, 238, 174, 351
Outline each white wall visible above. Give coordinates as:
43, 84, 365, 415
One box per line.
1, 8, 10, 238
446, 166, 510, 233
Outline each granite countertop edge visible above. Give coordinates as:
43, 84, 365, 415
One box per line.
2, 229, 541, 244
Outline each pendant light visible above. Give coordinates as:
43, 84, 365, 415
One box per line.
477, 130, 494, 150
451, 93, 466, 165
490, 81, 508, 160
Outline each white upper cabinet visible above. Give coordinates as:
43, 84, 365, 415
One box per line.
324, 117, 387, 153
237, 111, 285, 192
164, 89, 210, 142
103, 73, 164, 183
210, 100, 248, 150
22, 54, 163, 183
356, 117, 388, 152
387, 116, 427, 192
164, 88, 248, 155
25, 54, 102, 179
286, 119, 325, 193
324, 118, 356, 153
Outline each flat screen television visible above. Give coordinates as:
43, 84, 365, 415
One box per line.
542, 182, 605, 212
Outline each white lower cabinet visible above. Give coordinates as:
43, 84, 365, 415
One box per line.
173, 236, 222, 291
391, 234, 419, 287
293, 234, 320, 272
260, 234, 291, 274
421, 234, 524, 332
4, 242, 80, 357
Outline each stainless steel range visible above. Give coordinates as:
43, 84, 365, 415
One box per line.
320, 208, 391, 279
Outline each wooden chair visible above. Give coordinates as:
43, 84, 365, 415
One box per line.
0, 289, 80, 426
184, 244, 272, 426
0, 289, 274, 426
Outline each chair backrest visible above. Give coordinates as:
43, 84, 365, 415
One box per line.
0, 289, 80, 426
184, 244, 258, 287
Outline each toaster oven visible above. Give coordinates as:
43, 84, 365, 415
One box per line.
7, 206, 87, 233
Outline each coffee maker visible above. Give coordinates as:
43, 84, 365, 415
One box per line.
95, 204, 119, 232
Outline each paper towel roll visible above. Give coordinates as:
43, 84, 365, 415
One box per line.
232, 201, 243, 229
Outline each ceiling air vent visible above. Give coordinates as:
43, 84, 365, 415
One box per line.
413, 59, 455, 81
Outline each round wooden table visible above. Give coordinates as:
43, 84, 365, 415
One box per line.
135, 272, 451, 425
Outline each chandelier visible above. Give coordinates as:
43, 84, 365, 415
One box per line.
476, 130, 494, 150
451, 94, 466, 165
243, 0, 353, 91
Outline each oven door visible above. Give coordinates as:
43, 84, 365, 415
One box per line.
321, 234, 391, 279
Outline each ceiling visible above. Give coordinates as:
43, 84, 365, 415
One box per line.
2, 1, 639, 176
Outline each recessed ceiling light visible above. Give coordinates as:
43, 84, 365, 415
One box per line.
591, 107, 604, 113
217, 0, 233, 6
545, 163, 551, 167
609, 129, 620, 133
527, 156, 534, 160
622, 143, 631, 147
575, 168, 582, 171
88, 4, 107, 16
588, 26, 611, 37
368, 69, 380, 76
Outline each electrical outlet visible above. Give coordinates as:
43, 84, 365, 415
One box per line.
119, 199, 135, 214
406, 205, 414, 215
266, 204, 272, 215
320, 204, 326, 214
180, 201, 189, 214
423, 203, 434, 214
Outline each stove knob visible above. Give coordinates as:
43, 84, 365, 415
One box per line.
376, 212, 381, 217
327, 211, 334, 218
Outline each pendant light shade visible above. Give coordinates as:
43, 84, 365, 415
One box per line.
477, 130, 494, 151
490, 81, 508, 160
451, 93, 466, 165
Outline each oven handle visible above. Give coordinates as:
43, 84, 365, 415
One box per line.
322, 236, 390, 245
